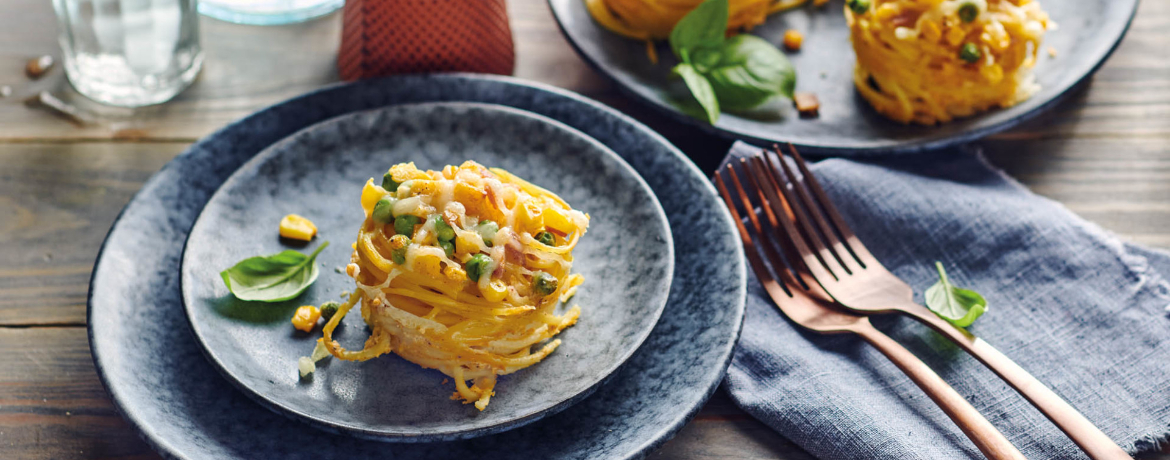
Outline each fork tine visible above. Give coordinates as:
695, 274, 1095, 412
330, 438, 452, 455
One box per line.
731, 161, 810, 292
738, 159, 812, 291
750, 152, 847, 281
740, 154, 842, 285
783, 143, 877, 266
768, 145, 862, 275
761, 148, 855, 278
714, 167, 794, 300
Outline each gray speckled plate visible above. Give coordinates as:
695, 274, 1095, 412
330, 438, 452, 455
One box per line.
88, 74, 745, 460
548, 0, 1137, 154
180, 102, 674, 441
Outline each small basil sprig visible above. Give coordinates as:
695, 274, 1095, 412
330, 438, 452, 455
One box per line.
924, 261, 987, 327
668, 0, 796, 123
221, 241, 329, 302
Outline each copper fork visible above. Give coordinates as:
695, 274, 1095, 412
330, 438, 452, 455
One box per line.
715, 162, 1026, 460
758, 145, 1131, 460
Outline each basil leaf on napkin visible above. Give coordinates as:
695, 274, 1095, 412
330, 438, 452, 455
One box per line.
706, 35, 797, 110
221, 241, 329, 302
669, 0, 728, 61
925, 261, 987, 327
672, 63, 721, 123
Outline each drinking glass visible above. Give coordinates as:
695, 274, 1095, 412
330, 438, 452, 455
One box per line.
197, 0, 343, 25
52, 0, 203, 107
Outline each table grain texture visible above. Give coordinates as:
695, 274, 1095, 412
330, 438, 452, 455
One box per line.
0, 0, 1167, 458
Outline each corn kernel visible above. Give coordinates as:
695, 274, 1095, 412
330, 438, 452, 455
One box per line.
783, 29, 803, 51
291, 305, 320, 332
481, 280, 508, 303
922, 20, 942, 41
279, 214, 317, 241
946, 25, 967, 46
360, 179, 382, 216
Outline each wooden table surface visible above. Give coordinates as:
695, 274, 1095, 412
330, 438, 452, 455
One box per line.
1, 0, 1167, 458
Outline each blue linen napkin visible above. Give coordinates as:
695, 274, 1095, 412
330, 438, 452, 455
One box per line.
719, 141, 1170, 459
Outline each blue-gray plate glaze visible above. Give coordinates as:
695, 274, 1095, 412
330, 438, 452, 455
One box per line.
548, 0, 1137, 155
88, 74, 746, 460
180, 102, 674, 441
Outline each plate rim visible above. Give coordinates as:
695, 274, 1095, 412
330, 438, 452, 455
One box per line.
86, 73, 746, 460
546, 0, 1141, 155
177, 100, 677, 441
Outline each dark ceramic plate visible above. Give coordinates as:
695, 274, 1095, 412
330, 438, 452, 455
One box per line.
548, 0, 1138, 154
180, 102, 674, 441
88, 74, 745, 460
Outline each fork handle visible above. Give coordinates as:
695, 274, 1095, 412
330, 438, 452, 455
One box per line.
895, 301, 1132, 460
854, 322, 1027, 460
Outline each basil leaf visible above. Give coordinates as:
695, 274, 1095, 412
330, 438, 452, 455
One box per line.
924, 261, 987, 327
705, 35, 797, 110
669, 0, 729, 62
673, 63, 720, 124
221, 241, 330, 302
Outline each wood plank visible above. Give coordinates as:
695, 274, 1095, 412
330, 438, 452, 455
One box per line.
0, 327, 157, 460
0, 143, 184, 326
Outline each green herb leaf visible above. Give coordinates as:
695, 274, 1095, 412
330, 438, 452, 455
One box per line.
705, 35, 797, 110
669, 0, 729, 62
220, 241, 329, 302
924, 261, 987, 327
673, 63, 721, 123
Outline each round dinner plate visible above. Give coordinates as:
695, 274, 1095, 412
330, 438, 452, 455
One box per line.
548, 0, 1138, 154
88, 74, 745, 460
180, 102, 674, 441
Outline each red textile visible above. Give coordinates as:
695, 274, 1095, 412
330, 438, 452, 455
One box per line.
338, 0, 515, 80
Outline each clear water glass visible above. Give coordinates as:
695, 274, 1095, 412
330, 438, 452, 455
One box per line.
197, 0, 343, 25
53, 0, 203, 108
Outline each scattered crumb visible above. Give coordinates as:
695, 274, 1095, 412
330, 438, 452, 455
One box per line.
25, 55, 54, 79
1047, 47, 1058, 58
0, 85, 10, 98
442, 378, 450, 385
24, 91, 95, 126
783, 29, 803, 51
819, 72, 827, 80
65, 411, 71, 416
794, 92, 821, 118
334, 266, 345, 274
340, 291, 351, 298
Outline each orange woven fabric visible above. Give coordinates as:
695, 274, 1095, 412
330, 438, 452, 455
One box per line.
338, 0, 515, 80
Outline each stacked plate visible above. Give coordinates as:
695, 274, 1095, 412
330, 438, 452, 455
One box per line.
87, 74, 746, 459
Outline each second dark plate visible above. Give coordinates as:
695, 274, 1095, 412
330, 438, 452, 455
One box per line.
549, 0, 1138, 154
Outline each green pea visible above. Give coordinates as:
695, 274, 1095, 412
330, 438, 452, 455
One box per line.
535, 231, 555, 246
432, 215, 456, 242
395, 215, 421, 236
847, 0, 870, 15
477, 220, 499, 247
957, 2, 979, 23
389, 234, 410, 265
959, 43, 981, 63
533, 271, 558, 296
381, 171, 400, 192
465, 254, 493, 282
372, 196, 396, 224
440, 240, 455, 257
319, 301, 340, 322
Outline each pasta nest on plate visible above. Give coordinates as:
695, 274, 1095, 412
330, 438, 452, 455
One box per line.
847, 0, 1054, 125
322, 161, 590, 410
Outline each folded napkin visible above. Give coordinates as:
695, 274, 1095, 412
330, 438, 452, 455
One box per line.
720, 141, 1170, 459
